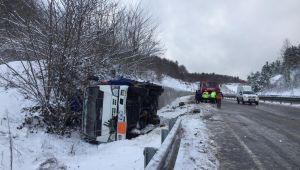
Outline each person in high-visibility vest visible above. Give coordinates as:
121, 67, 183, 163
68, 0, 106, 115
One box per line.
202, 90, 209, 102
210, 91, 217, 103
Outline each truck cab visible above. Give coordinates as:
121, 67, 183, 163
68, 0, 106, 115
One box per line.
236, 85, 259, 105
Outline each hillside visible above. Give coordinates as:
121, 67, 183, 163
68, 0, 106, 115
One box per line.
260, 73, 300, 96
144, 56, 245, 83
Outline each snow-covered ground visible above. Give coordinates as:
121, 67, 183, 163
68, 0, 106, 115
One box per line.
221, 83, 239, 94
0, 86, 216, 170
0, 61, 216, 170
260, 88, 300, 96
150, 96, 218, 170
1, 85, 160, 170
260, 74, 300, 96
174, 105, 218, 170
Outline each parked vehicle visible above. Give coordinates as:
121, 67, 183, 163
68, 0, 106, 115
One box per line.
236, 85, 259, 105
82, 78, 163, 143
195, 81, 223, 108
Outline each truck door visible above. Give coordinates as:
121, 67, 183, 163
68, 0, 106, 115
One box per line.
95, 85, 118, 142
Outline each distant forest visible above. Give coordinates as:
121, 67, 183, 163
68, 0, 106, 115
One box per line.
145, 56, 245, 83
247, 40, 300, 92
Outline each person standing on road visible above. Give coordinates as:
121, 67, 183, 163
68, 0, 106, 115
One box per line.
202, 90, 209, 102
211, 91, 216, 103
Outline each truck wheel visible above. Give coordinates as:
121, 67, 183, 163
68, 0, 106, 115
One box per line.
237, 98, 240, 104
242, 99, 245, 105
255, 102, 259, 105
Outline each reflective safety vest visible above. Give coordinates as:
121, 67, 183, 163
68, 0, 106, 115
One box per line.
202, 91, 209, 99
211, 91, 216, 98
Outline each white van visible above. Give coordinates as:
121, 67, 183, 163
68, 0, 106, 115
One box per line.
236, 85, 259, 105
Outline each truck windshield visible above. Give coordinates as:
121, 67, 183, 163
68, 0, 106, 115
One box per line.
206, 82, 218, 87
243, 91, 255, 94
82, 87, 104, 139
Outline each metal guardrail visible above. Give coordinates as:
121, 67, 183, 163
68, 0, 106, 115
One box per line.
144, 117, 182, 170
223, 94, 300, 104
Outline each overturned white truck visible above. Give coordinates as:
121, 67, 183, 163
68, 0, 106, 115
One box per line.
82, 78, 163, 143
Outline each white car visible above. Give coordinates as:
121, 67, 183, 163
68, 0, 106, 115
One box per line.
236, 85, 259, 105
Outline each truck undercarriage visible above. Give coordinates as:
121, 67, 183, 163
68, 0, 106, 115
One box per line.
82, 79, 163, 143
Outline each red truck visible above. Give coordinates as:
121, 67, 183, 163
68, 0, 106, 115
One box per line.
195, 81, 222, 108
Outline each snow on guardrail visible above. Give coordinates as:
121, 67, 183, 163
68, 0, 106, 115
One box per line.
145, 118, 182, 170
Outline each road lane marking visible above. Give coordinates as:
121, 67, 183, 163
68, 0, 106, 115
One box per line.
224, 121, 265, 170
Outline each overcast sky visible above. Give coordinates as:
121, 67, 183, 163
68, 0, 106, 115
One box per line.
126, 0, 300, 79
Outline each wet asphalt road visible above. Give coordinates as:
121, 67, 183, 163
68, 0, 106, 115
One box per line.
206, 100, 300, 170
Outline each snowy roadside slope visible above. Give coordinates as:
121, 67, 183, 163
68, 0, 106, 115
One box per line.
157, 75, 197, 92
0, 87, 159, 170
0, 85, 162, 170
0, 87, 217, 170
261, 74, 300, 96
0, 62, 214, 170
222, 83, 239, 94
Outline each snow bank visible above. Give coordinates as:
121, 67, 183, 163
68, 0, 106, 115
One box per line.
175, 113, 217, 170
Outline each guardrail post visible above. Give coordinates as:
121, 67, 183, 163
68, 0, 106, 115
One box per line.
144, 147, 158, 168
161, 129, 169, 144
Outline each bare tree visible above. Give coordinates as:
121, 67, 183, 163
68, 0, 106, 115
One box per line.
5, 110, 13, 170
0, 0, 162, 134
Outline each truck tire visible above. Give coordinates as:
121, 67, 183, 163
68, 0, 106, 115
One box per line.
237, 98, 240, 104
242, 99, 245, 105
255, 101, 259, 105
